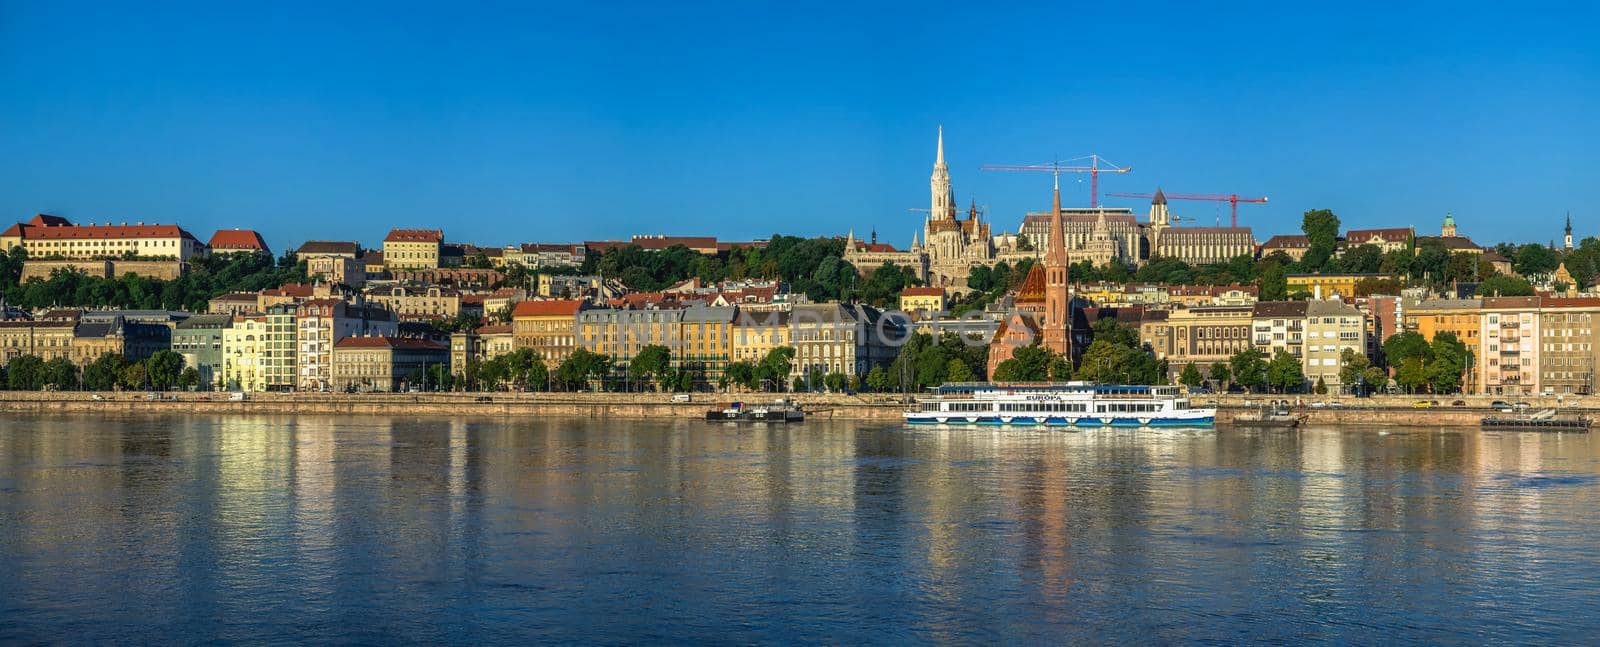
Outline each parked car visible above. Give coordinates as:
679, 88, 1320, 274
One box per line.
228, 392, 248, 402
1451, 400, 1467, 407
1490, 400, 1512, 412
671, 394, 692, 403
474, 396, 494, 403
1328, 401, 1346, 408
1412, 400, 1434, 408
1514, 401, 1532, 411
1188, 387, 1213, 395
1310, 401, 1328, 408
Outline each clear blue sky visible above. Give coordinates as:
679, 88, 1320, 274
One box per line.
1, 1, 1595, 253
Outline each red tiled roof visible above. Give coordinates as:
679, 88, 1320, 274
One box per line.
852, 241, 900, 252
208, 229, 269, 251
335, 336, 447, 350
8, 221, 197, 241
263, 283, 315, 297
511, 299, 587, 318
29, 214, 72, 227
633, 236, 717, 250
901, 287, 944, 297
384, 228, 443, 243
475, 323, 513, 335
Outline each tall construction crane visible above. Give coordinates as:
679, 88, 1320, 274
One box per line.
981, 155, 1131, 208
1105, 191, 1268, 227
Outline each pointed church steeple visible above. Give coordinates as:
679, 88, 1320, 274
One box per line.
930, 127, 954, 221
1042, 169, 1071, 360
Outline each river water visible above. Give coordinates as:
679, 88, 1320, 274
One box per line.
1, 414, 1597, 643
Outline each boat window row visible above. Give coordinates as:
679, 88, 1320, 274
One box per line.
943, 402, 992, 412
999, 403, 1088, 412
1095, 403, 1164, 413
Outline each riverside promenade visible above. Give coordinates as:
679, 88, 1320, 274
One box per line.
1, 391, 1593, 426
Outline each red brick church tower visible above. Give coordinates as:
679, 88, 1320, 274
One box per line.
1041, 172, 1072, 359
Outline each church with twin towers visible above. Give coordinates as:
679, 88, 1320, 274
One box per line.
842, 128, 1257, 295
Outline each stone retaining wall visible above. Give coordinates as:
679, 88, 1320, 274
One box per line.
0, 391, 1574, 426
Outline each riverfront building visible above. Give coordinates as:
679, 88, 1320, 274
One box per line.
295, 299, 399, 392
172, 314, 232, 390
222, 315, 268, 392
1304, 299, 1367, 392
1140, 305, 1253, 382
331, 335, 449, 392
511, 299, 588, 368
788, 303, 902, 386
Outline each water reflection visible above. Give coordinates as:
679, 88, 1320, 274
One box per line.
2, 416, 1599, 643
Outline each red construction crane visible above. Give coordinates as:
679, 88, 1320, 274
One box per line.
981, 155, 1131, 208
1105, 191, 1268, 227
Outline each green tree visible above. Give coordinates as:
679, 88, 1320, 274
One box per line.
119, 362, 149, 391
1229, 348, 1268, 393
556, 348, 611, 391
723, 361, 757, 391
1208, 362, 1232, 390
179, 367, 201, 391
1382, 331, 1433, 368
629, 344, 673, 391
478, 356, 509, 390
6, 355, 45, 391
145, 350, 185, 391
1364, 367, 1391, 394
1339, 348, 1372, 394
823, 371, 848, 392
1179, 362, 1203, 388
1426, 331, 1471, 394
993, 344, 1058, 382
1336, 244, 1384, 274
1267, 349, 1305, 393
1313, 377, 1328, 395
84, 352, 126, 391
1300, 209, 1342, 270
1395, 356, 1428, 393
945, 358, 974, 383
1478, 274, 1535, 297
42, 357, 78, 390
865, 365, 891, 392
756, 346, 796, 391
1258, 263, 1289, 301
1513, 243, 1560, 277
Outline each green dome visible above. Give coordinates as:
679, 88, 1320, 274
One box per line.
1443, 212, 1455, 226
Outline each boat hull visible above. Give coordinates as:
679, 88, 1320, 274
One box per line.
903, 413, 1215, 428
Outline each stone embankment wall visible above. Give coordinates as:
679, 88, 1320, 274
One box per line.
1, 392, 1589, 427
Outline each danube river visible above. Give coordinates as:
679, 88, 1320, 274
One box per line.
2, 414, 1598, 643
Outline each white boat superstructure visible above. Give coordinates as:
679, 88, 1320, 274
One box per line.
904, 382, 1215, 428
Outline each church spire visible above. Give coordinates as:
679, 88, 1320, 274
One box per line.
930, 127, 954, 221
1042, 168, 1071, 360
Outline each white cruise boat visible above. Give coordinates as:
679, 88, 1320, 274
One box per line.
904, 382, 1215, 428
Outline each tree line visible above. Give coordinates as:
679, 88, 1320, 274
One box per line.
2, 350, 196, 391
1, 247, 307, 311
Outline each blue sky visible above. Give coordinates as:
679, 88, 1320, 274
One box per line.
1, 1, 1595, 253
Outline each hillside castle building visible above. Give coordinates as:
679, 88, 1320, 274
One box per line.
842, 130, 1257, 293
